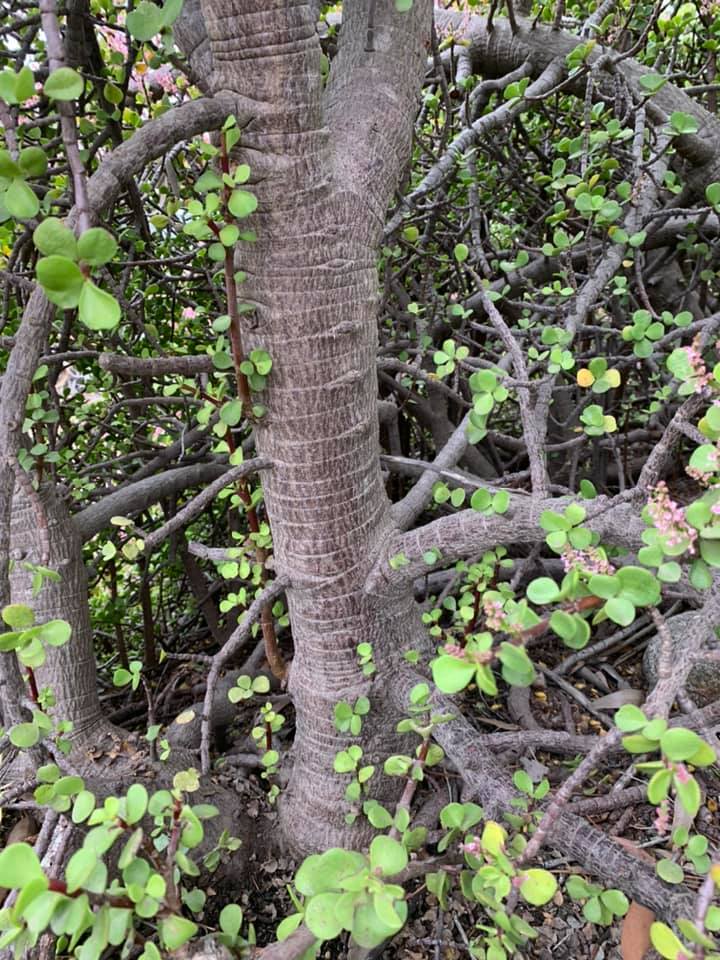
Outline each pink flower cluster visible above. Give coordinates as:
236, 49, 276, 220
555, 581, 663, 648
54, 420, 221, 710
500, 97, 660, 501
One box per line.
562, 545, 613, 576
683, 335, 711, 391
647, 481, 697, 553
98, 27, 179, 97
483, 597, 505, 631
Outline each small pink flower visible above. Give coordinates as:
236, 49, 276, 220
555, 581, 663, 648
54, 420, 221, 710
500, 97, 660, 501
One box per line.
654, 802, 670, 835
444, 643, 466, 660
181, 306, 197, 320
683, 335, 711, 391
461, 837, 481, 856
562, 545, 613, 576
483, 598, 505, 631
674, 763, 690, 784
647, 482, 697, 553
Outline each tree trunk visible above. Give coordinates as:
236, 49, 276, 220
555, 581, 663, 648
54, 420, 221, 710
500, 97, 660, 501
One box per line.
9, 484, 109, 747
197, 0, 431, 852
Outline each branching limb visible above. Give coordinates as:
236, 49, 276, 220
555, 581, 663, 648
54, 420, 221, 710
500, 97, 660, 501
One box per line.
99, 352, 214, 378
73, 462, 229, 542
389, 667, 695, 922
200, 577, 289, 774
366, 493, 645, 595
142, 458, 272, 553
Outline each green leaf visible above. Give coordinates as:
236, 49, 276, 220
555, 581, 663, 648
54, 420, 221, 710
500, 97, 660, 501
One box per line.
660, 728, 701, 762
2, 603, 34, 629
454, 242, 469, 263
615, 566, 660, 606
519, 869, 557, 905
228, 189, 258, 219
5, 178, 40, 219
220, 399, 243, 427
219, 904, 243, 939
126, 1, 164, 40
588, 573, 619, 599
44, 67, 84, 100
295, 849, 366, 896
65, 848, 98, 893
669, 111, 699, 135
305, 891, 344, 940
34, 218, 77, 259
647, 768, 672, 804
36, 619, 71, 646
160, 915, 198, 950
706, 182, 720, 208
600, 889, 629, 916
395, 0, 413, 9
655, 859, 684, 884
72, 791, 96, 824
604, 596, 635, 626
19, 147, 47, 178
526, 577, 561, 604
36, 256, 84, 308
639, 73, 666, 93
9, 722, 40, 748
0, 149, 21, 178
0, 843, 44, 888
161, 0, 184, 27
497, 642, 535, 686
369, 836, 408, 876
674, 774, 701, 817
622, 733, 659, 753
431, 655, 475, 694
78, 281, 121, 330
351, 899, 407, 948
125, 784, 148, 825
77, 228, 117, 266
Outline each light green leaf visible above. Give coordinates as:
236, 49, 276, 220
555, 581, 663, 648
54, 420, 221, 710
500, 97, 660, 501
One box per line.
369, 836, 407, 876
36, 256, 84, 308
34, 218, 77, 259
0, 843, 44, 889
77, 228, 117, 266
44, 67, 84, 100
126, 1, 164, 40
78, 281, 121, 330
160, 915, 198, 950
228, 189, 257, 219
5, 178, 40, 219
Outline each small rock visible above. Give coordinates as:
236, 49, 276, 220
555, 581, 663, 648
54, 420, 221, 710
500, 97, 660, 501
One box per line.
643, 612, 720, 705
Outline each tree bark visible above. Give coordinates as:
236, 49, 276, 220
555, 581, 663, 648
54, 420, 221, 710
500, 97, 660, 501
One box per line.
194, 0, 432, 852
9, 484, 108, 746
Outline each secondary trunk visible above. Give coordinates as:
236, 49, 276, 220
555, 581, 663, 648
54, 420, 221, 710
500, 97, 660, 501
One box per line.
9, 483, 109, 747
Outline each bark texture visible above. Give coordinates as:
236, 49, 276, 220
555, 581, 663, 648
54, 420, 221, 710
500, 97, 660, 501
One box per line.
9, 485, 108, 745
193, 0, 432, 851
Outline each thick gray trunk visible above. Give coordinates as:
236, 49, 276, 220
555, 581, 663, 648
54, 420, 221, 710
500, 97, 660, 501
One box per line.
195, 0, 431, 851
9, 484, 107, 746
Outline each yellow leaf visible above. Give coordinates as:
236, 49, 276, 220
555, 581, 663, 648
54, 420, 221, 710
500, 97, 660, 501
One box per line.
481, 820, 506, 856
577, 369, 595, 388
605, 369, 621, 388
603, 415, 618, 433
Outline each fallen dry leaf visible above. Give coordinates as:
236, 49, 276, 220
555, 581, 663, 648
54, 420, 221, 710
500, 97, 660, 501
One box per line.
621, 901, 655, 960
614, 836, 655, 960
